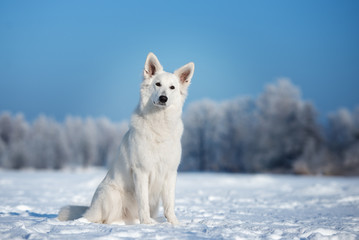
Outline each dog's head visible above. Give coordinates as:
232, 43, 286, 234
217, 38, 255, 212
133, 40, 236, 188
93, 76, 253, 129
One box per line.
142, 53, 194, 108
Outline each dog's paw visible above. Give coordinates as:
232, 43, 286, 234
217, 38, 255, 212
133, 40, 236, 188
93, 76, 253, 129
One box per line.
170, 219, 179, 225
141, 218, 156, 225
167, 215, 179, 225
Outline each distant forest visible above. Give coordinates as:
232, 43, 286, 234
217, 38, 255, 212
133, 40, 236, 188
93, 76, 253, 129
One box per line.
1, 80, 358, 175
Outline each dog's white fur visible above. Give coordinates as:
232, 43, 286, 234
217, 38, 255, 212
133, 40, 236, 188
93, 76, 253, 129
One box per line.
58, 53, 194, 224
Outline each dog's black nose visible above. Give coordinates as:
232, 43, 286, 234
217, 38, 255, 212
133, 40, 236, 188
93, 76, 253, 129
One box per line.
159, 95, 168, 103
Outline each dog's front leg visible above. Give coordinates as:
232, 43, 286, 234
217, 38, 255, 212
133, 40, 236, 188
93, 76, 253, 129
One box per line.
162, 171, 179, 225
133, 170, 155, 224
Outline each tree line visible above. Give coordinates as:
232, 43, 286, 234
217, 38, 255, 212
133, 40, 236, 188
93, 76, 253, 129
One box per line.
0, 115, 128, 169
1, 79, 358, 175
181, 79, 359, 175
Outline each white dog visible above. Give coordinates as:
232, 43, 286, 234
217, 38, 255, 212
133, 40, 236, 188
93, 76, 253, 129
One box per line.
58, 53, 194, 225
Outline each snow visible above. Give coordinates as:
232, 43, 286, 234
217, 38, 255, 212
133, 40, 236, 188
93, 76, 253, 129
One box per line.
1, 169, 359, 239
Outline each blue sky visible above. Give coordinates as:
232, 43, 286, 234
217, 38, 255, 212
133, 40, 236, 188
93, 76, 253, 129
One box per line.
1, 0, 358, 122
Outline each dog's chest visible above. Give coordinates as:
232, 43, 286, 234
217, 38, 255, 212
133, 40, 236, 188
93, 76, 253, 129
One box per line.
152, 138, 180, 164
144, 118, 182, 152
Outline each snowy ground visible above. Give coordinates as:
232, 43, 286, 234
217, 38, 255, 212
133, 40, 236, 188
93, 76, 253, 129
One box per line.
1, 169, 359, 240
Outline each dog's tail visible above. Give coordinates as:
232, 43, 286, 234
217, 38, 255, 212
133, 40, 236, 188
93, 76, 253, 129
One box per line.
58, 205, 88, 221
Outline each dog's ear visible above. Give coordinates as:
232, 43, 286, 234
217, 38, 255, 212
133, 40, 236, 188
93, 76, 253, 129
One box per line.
144, 52, 163, 80
174, 62, 195, 86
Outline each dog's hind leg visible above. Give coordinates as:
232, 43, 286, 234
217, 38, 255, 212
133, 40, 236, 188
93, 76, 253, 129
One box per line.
83, 184, 123, 224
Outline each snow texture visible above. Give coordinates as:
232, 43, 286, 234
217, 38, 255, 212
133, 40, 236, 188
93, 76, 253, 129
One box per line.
1, 169, 359, 239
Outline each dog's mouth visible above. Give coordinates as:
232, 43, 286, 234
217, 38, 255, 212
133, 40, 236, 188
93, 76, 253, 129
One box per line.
153, 101, 167, 107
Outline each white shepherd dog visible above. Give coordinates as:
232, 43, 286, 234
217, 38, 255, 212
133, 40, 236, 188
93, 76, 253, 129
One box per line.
58, 53, 194, 225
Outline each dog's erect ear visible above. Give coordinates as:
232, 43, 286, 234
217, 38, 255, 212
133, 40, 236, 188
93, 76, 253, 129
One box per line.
144, 52, 163, 80
174, 62, 195, 86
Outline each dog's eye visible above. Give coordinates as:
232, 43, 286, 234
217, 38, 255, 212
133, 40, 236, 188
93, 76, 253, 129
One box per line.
170, 86, 175, 90
155, 82, 161, 87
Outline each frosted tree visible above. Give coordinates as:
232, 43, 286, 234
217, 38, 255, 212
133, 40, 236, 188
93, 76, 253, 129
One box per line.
24, 115, 70, 169
64, 116, 128, 168
325, 107, 359, 175
181, 97, 258, 172
181, 99, 221, 171
344, 107, 359, 174
0, 112, 29, 169
327, 108, 356, 151
250, 79, 321, 173
93, 118, 128, 167
216, 97, 256, 172
64, 117, 98, 168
